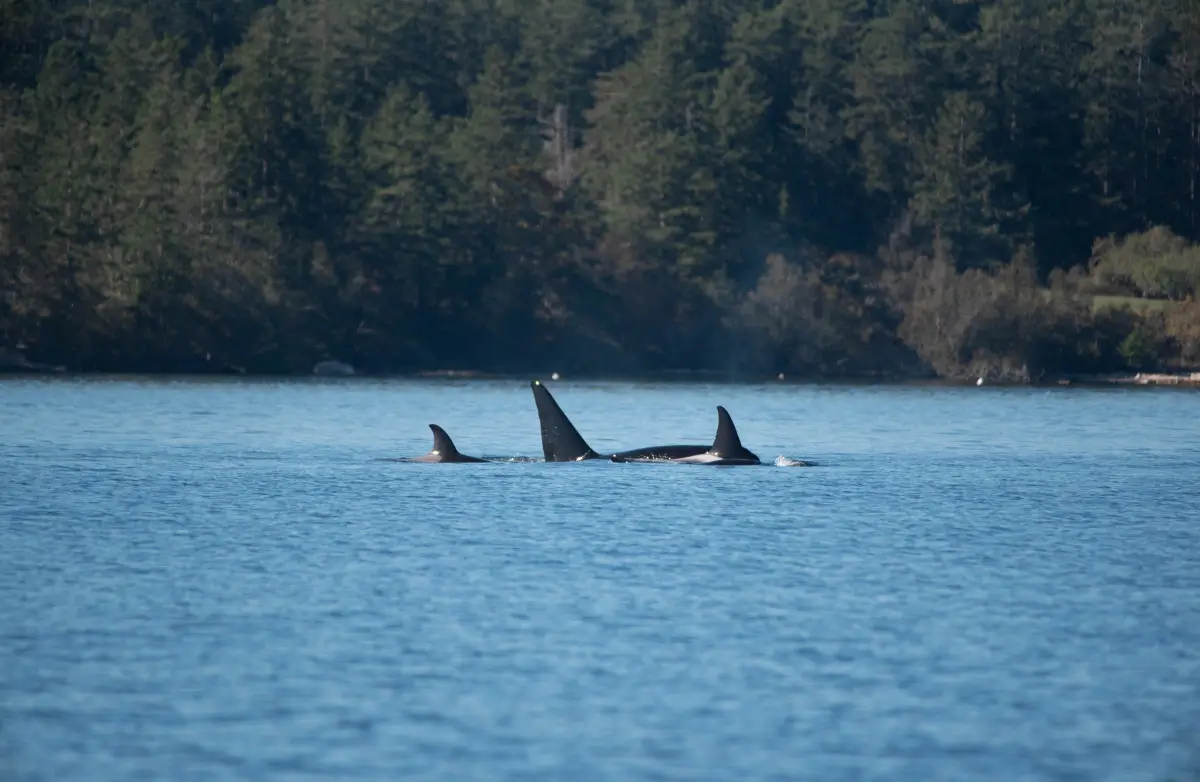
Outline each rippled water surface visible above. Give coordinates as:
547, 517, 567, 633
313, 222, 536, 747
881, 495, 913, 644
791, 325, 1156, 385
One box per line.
2, 376, 1199, 781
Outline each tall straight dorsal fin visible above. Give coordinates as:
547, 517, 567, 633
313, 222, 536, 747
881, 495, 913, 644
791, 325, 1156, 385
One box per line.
530, 380, 599, 461
428, 424, 461, 457
710, 406, 744, 457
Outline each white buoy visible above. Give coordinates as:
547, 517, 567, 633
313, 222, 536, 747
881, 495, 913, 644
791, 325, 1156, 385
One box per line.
976, 377, 984, 386
777, 372, 785, 380
551, 372, 560, 380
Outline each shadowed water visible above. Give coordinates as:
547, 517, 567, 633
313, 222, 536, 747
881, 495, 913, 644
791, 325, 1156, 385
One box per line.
2, 376, 1199, 781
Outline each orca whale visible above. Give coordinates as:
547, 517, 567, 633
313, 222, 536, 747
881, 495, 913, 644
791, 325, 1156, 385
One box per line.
409, 424, 489, 463
613, 405, 762, 466
529, 379, 759, 464
530, 379, 709, 462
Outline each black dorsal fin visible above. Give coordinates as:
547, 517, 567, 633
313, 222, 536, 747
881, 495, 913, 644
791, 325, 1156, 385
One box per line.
709, 406, 744, 457
428, 424, 461, 457
530, 380, 598, 461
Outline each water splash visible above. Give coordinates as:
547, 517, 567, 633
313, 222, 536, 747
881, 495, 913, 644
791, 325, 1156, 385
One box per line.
774, 455, 817, 467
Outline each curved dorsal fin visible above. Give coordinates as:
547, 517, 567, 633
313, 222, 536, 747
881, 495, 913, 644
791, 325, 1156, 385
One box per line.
428, 424, 461, 457
530, 380, 598, 461
710, 406, 744, 457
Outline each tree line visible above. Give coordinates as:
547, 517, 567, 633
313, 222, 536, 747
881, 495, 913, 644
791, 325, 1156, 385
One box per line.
1, 0, 1198, 379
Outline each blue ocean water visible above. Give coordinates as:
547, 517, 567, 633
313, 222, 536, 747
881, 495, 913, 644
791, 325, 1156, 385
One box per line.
1, 376, 1198, 781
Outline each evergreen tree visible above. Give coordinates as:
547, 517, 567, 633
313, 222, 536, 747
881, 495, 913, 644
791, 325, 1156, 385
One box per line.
909, 91, 1022, 267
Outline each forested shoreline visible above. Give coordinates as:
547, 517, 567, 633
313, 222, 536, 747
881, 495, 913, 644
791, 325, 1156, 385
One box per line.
1, 0, 1199, 380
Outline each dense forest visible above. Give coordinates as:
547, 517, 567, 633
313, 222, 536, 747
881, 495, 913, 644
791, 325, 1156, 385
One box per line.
1, 0, 1199, 380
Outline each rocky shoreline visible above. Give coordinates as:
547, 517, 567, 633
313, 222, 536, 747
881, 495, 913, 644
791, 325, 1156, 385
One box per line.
3, 346, 1198, 387
0, 348, 64, 374
1059, 371, 1200, 387
1119, 371, 1200, 386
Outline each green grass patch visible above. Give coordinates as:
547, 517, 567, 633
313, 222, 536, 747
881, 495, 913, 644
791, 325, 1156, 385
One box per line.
1091, 295, 1174, 313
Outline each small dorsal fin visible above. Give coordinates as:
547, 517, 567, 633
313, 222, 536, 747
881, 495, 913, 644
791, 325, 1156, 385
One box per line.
428, 424, 461, 457
709, 406, 744, 457
530, 380, 598, 461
